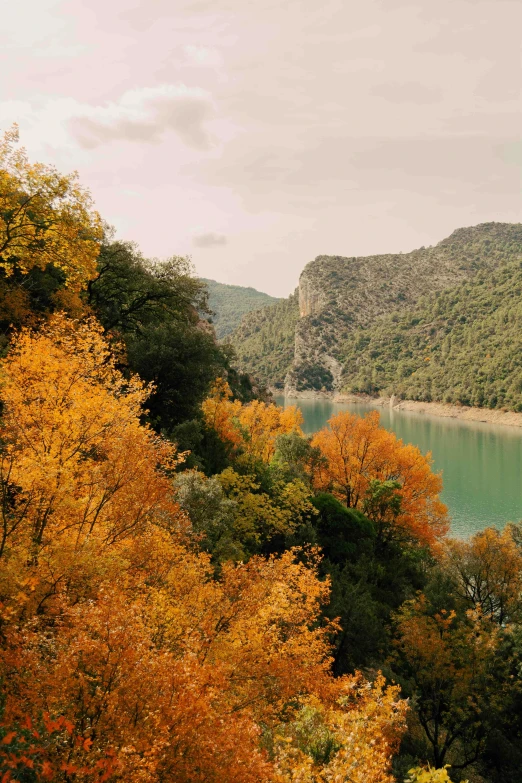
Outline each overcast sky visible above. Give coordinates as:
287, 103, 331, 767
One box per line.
2, 0, 521, 296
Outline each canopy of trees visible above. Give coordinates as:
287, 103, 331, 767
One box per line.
0, 317, 407, 783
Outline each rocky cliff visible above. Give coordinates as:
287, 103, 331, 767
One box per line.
229, 223, 522, 404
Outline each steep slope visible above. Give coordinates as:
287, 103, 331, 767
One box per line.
230, 223, 522, 410
202, 278, 279, 339
228, 291, 300, 388
340, 256, 522, 411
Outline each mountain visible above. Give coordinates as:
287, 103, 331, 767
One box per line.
202, 278, 279, 339
229, 223, 522, 410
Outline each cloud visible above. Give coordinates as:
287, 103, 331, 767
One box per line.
193, 232, 227, 247
68, 84, 215, 150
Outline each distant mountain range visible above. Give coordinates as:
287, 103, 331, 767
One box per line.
227, 223, 522, 413
202, 278, 279, 339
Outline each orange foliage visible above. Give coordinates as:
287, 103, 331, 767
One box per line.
310, 410, 448, 548
393, 595, 502, 769
201, 377, 243, 451
0, 319, 407, 782
202, 379, 303, 462
444, 526, 522, 624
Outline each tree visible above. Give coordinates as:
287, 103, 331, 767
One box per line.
87, 238, 208, 333
444, 526, 522, 624
88, 239, 230, 431
202, 379, 303, 463
173, 469, 242, 562
310, 410, 448, 549
309, 492, 430, 675
0, 314, 181, 569
271, 431, 325, 486
216, 467, 314, 556
272, 674, 407, 783
0, 126, 102, 289
393, 595, 506, 771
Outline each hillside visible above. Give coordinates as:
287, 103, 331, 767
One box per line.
340, 256, 522, 410
202, 278, 279, 339
228, 291, 300, 388
230, 223, 522, 410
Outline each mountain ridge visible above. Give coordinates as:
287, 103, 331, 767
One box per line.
229, 222, 522, 411
202, 278, 279, 339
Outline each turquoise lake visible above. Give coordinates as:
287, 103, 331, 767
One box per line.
275, 396, 522, 538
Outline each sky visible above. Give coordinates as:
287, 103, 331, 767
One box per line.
1, 0, 521, 296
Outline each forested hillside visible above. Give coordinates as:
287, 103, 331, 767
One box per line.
340, 257, 522, 410
230, 223, 522, 410
202, 278, 279, 338
228, 290, 300, 387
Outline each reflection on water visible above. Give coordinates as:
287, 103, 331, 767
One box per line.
275, 396, 522, 538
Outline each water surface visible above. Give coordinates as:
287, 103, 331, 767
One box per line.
275, 396, 522, 538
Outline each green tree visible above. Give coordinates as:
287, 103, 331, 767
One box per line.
88, 239, 234, 431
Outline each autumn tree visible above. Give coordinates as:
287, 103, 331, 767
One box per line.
392, 594, 508, 772
444, 526, 522, 624
202, 378, 303, 463
0, 126, 102, 289
310, 410, 448, 549
272, 674, 407, 783
0, 313, 182, 578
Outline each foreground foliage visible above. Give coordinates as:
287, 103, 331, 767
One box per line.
0, 318, 407, 782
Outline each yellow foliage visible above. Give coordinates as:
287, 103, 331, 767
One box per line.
405, 765, 464, 783
202, 379, 303, 462
274, 674, 407, 783
0, 317, 408, 782
0, 313, 183, 573
0, 125, 102, 289
217, 467, 315, 548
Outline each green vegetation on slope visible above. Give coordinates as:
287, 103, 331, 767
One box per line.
289, 223, 522, 394
340, 256, 522, 410
228, 290, 300, 388
202, 278, 279, 339
230, 223, 522, 409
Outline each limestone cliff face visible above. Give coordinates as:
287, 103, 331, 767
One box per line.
298, 270, 325, 317
285, 264, 343, 395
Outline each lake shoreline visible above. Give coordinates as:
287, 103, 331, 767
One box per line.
275, 390, 522, 429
